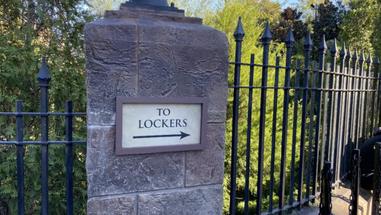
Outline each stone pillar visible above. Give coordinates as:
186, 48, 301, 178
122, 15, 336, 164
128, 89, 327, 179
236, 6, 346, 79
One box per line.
85, 3, 228, 215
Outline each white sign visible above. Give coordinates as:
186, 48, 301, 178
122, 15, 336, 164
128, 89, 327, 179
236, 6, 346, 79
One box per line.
122, 103, 201, 147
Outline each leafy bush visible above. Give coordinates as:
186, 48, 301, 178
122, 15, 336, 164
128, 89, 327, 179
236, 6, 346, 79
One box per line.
0, 0, 92, 214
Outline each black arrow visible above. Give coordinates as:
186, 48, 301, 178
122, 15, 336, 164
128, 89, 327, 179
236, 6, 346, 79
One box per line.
133, 131, 190, 140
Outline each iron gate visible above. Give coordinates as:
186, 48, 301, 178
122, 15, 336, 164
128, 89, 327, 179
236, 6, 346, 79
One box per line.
227, 17, 381, 214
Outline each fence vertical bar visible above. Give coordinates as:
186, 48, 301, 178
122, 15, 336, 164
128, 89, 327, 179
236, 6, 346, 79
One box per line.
16, 100, 24, 215
341, 48, 352, 177
354, 51, 365, 148
322, 62, 331, 163
279, 29, 294, 211
358, 51, 366, 140
312, 66, 320, 196
327, 39, 338, 165
362, 54, 372, 138
326, 40, 337, 165
350, 149, 360, 215
229, 17, 244, 215
358, 50, 366, 140
320, 161, 332, 215
243, 54, 255, 215
370, 57, 379, 135
378, 73, 381, 128
37, 57, 51, 215
375, 58, 381, 127
347, 50, 358, 190
329, 40, 338, 172
315, 35, 327, 197
256, 22, 272, 214
269, 56, 280, 213
306, 62, 316, 201
372, 143, 381, 214
333, 44, 346, 182
349, 49, 358, 153
289, 60, 301, 205
65, 101, 74, 215
298, 32, 312, 206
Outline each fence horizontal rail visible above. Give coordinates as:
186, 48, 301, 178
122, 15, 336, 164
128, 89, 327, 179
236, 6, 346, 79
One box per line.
0, 140, 86, 145
0, 112, 86, 116
229, 62, 380, 80
228, 86, 378, 92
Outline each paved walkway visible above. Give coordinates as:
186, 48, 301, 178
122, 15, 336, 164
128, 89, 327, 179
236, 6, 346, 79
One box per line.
289, 183, 374, 215
331, 184, 373, 215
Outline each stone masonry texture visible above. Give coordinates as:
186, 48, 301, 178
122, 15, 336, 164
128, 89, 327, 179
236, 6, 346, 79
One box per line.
85, 5, 228, 215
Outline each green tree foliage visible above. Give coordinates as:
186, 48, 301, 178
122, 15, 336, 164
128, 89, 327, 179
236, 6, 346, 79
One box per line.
374, 4, 381, 57
311, 0, 345, 42
340, 0, 381, 56
271, 7, 308, 42
0, 0, 92, 214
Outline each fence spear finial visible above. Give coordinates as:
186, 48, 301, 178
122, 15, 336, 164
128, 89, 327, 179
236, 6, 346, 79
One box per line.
319, 34, 327, 53
330, 38, 338, 56
285, 28, 295, 47
304, 32, 313, 51
359, 49, 365, 63
346, 46, 351, 59
366, 52, 372, 64
37, 57, 51, 84
234, 17, 245, 41
261, 21, 272, 43
353, 48, 358, 61
340, 42, 347, 58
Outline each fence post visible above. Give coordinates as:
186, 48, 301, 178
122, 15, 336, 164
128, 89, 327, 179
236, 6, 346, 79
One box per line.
373, 57, 380, 128
350, 149, 361, 215
378, 73, 381, 128
372, 143, 381, 215
323, 40, 337, 166
298, 32, 312, 206
229, 17, 244, 215
371, 57, 379, 135
349, 50, 358, 156
289, 60, 302, 205
65, 101, 74, 215
316, 35, 327, 193
37, 57, 51, 215
363, 54, 372, 138
279, 29, 294, 212
269, 56, 280, 213
15, 100, 24, 215
320, 161, 332, 215
342, 48, 352, 177
243, 53, 255, 215
354, 51, 365, 149
332, 44, 347, 182
256, 22, 272, 214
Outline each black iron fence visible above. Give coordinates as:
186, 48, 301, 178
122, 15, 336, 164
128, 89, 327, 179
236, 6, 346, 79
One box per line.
0, 59, 86, 215
1, 20, 381, 215
227, 17, 381, 214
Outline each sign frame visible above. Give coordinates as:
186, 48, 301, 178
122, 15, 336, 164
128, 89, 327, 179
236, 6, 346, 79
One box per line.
115, 97, 208, 155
